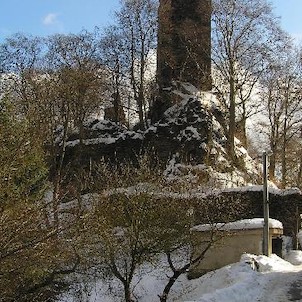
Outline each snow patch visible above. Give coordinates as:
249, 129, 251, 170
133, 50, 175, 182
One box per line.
285, 250, 302, 265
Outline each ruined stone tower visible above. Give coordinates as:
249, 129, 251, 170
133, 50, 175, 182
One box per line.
157, 0, 212, 91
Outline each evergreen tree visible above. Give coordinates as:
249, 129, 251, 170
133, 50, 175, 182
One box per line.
0, 98, 78, 301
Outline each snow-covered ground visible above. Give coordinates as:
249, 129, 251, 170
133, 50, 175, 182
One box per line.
182, 252, 302, 302
61, 251, 302, 302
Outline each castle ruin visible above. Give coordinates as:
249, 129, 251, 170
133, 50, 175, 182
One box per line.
157, 0, 212, 91
150, 0, 212, 122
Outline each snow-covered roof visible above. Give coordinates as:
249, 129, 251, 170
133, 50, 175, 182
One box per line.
192, 218, 283, 232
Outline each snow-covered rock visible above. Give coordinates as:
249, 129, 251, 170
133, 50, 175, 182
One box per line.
57, 87, 262, 188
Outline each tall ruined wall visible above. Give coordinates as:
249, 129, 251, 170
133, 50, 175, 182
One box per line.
157, 0, 212, 91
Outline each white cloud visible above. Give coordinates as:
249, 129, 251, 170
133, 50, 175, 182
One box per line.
43, 13, 59, 26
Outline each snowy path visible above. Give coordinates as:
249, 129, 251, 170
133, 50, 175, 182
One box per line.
258, 269, 302, 301
288, 275, 302, 301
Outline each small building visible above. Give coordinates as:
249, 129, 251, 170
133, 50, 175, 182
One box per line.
189, 218, 283, 279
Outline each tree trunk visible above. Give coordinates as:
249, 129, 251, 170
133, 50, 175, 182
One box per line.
124, 282, 134, 302
235, 118, 247, 148
228, 62, 236, 162
269, 153, 276, 182
281, 88, 289, 188
159, 270, 184, 302
52, 107, 70, 233
159, 243, 212, 302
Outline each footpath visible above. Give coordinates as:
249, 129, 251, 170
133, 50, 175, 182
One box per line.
289, 276, 302, 301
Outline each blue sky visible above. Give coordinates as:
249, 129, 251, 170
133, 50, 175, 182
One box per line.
0, 0, 120, 41
273, 0, 302, 43
0, 0, 302, 43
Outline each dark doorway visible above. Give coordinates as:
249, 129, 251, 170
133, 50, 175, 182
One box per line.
272, 237, 283, 257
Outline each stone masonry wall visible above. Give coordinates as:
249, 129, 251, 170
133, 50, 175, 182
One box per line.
157, 0, 212, 91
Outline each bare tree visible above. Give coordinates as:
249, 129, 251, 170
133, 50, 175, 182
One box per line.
212, 0, 285, 161
101, 25, 129, 125
40, 30, 108, 231
102, 0, 158, 129
46, 29, 106, 143
259, 45, 302, 187
0, 33, 45, 129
